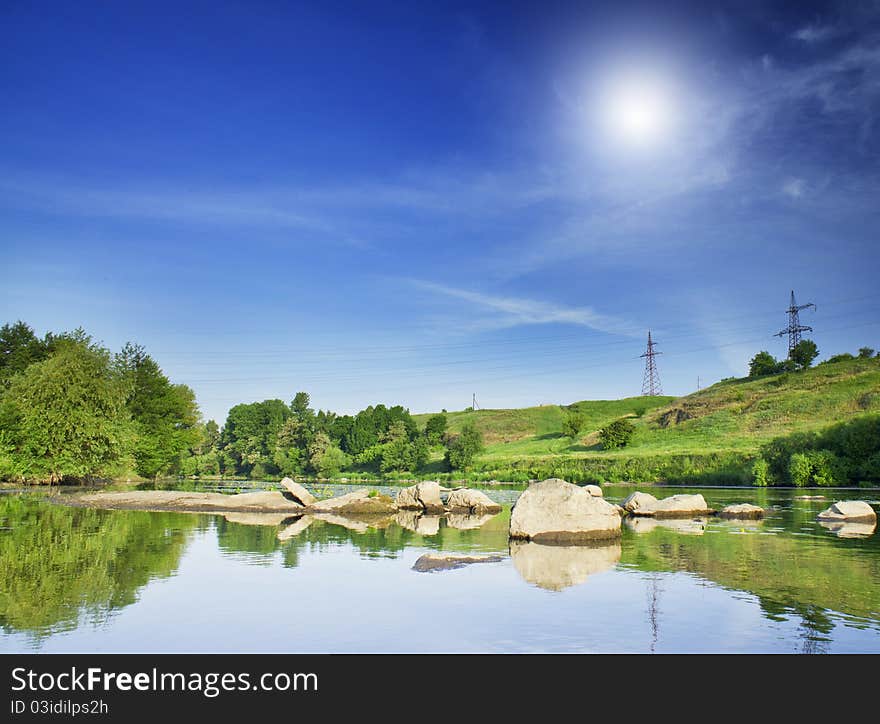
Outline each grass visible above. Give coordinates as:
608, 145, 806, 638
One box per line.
413, 356, 880, 484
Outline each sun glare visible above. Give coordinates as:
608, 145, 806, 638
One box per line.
598, 72, 677, 151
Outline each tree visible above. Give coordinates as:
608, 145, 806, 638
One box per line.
562, 412, 587, 440
598, 418, 635, 450
749, 351, 783, 377
220, 399, 291, 476
0, 336, 132, 482
789, 339, 819, 370
858, 347, 875, 359
424, 413, 448, 445
116, 343, 200, 479
445, 423, 484, 471
306, 432, 348, 476
0, 321, 50, 387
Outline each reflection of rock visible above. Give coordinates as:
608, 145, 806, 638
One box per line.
510, 540, 621, 591
622, 492, 658, 514
794, 495, 826, 500
509, 478, 621, 543
394, 510, 441, 536
277, 516, 314, 541
624, 516, 707, 535
312, 513, 369, 533
308, 489, 396, 515
446, 488, 501, 514
720, 504, 765, 520
633, 493, 712, 518
819, 520, 877, 539
223, 512, 293, 527
412, 553, 504, 573
396, 481, 445, 513
583, 484, 603, 497
280, 478, 317, 506
817, 501, 877, 523
446, 513, 496, 530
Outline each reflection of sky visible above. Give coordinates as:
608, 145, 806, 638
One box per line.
3, 513, 878, 654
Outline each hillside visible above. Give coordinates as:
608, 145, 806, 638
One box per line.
415, 356, 880, 484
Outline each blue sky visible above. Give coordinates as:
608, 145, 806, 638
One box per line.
2, 0, 879, 423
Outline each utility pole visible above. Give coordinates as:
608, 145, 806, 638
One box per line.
697, 376, 701, 391
471, 393, 480, 411
774, 290, 816, 356
640, 331, 663, 396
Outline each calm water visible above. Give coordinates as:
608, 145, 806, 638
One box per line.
1, 483, 879, 653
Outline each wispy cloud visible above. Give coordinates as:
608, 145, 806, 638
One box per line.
792, 24, 841, 44
410, 280, 642, 337
782, 177, 806, 198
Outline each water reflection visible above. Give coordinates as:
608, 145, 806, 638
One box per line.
510, 541, 621, 591
819, 520, 877, 539
624, 517, 708, 535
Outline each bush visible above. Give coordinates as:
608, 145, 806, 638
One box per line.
562, 412, 587, 440
598, 418, 635, 450
445, 423, 484, 470
749, 351, 783, 377
789, 449, 843, 487
752, 458, 770, 487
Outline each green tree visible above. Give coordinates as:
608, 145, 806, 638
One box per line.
445, 423, 483, 471
0, 321, 50, 387
116, 343, 200, 479
598, 418, 636, 450
562, 412, 587, 440
749, 351, 783, 377
307, 432, 348, 476
789, 339, 819, 370
0, 335, 132, 482
424, 413, 448, 445
858, 347, 875, 359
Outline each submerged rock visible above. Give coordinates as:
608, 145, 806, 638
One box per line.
279, 477, 317, 507
621, 491, 658, 514
818, 520, 877, 539
817, 501, 877, 523
446, 488, 501, 514
719, 503, 765, 520
411, 553, 504, 573
583, 484, 603, 497
396, 481, 445, 514
509, 478, 622, 542
510, 540, 621, 591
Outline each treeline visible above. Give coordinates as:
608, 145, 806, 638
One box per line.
0, 321, 484, 483
0, 322, 199, 483
181, 392, 483, 479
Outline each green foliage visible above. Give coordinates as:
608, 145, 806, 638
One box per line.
748, 351, 783, 377
598, 418, 636, 450
445, 423, 484, 470
752, 457, 770, 487
823, 353, 855, 364
858, 347, 875, 359
424, 413, 448, 444
0, 334, 132, 482
561, 412, 587, 440
0, 321, 52, 387
789, 339, 819, 370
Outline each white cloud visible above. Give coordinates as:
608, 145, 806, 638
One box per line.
793, 24, 840, 44
782, 178, 806, 198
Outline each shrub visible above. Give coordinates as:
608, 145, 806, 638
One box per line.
445, 423, 484, 470
752, 458, 770, 487
598, 418, 636, 450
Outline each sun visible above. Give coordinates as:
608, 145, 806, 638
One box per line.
598, 72, 677, 151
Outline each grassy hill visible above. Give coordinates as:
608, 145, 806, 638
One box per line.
415, 356, 880, 485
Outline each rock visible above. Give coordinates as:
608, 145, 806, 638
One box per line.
508, 478, 622, 543
411, 553, 504, 573
446, 488, 502, 514
71, 490, 304, 514
308, 489, 396, 515
624, 516, 708, 535
633, 493, 712, 518
446, 513, 496, 530
510, 540, 621, 591
279, 478, 317, 506
395, 481, 445, 514
583, 484, 603, 497
395, 510, 441, 536
817, 500, 877, 523
622, 491, 658, 514
719, 503, 765, 520
818, 520, 877, 539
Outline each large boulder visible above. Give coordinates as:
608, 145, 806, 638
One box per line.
583, 484, 603, 497
280, 477, 317, 506
396, 481, 445, 514
622, 491, 658, 514
719, 503, 765, 520
509, 478, 622, 543
633, 493, 712, 518
446, 488, 502, 514
817, 501, 877, 523
510, 540, 621, 591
